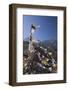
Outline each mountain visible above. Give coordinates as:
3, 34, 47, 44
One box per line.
42, 40, 57, 47
23, 38, 57, 53
24, 37, 29, 42
39, 40, 57, 52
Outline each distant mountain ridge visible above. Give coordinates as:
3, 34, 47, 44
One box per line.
24, 37, 29, 41
24, 37, 57, 51
24, 37, 57, 43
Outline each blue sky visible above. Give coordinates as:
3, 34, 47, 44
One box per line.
23, 15, 57, 41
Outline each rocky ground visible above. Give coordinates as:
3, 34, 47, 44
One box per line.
23, 45, 57, 75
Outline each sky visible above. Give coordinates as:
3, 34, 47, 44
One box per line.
23, 15, 57, 41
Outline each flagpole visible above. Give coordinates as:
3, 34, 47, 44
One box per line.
28, 24, 40, 52
29, 26, 32, 52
